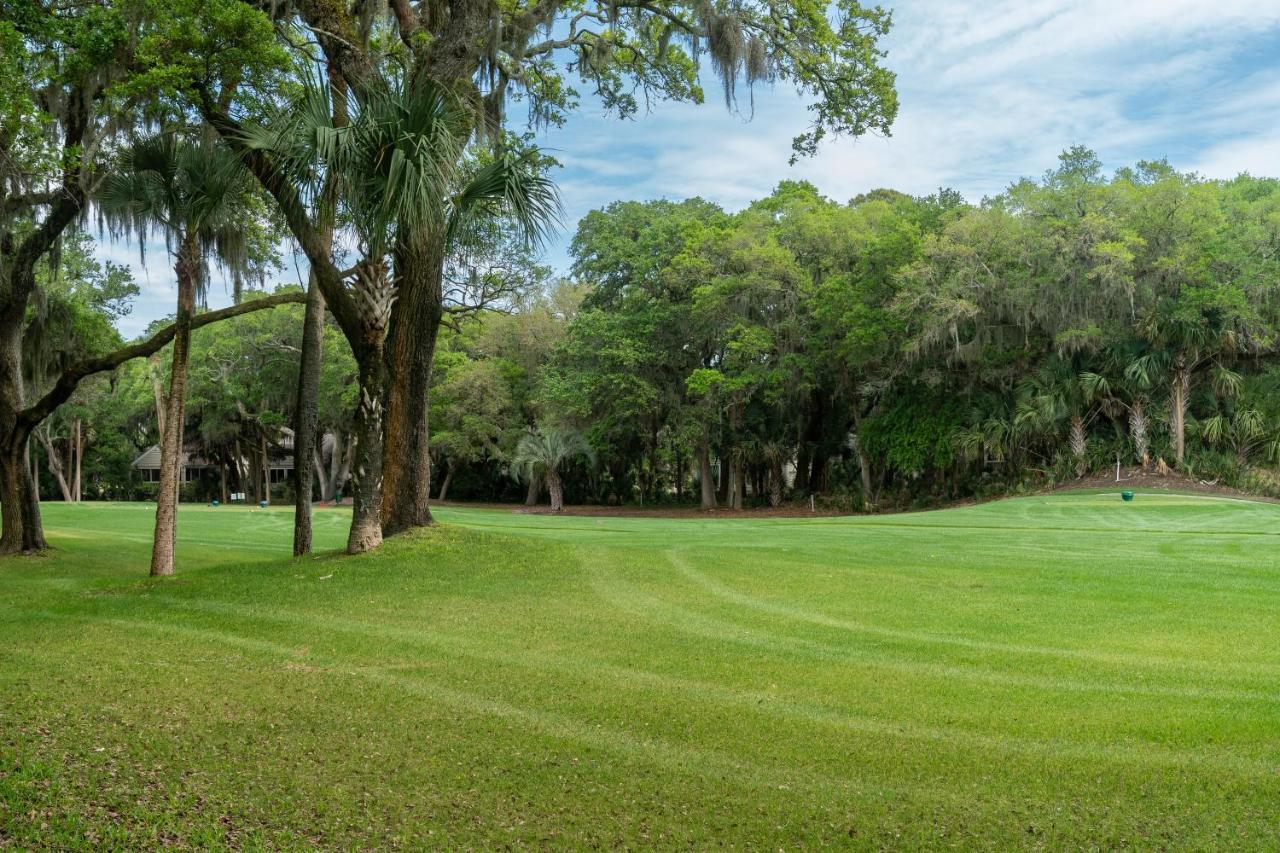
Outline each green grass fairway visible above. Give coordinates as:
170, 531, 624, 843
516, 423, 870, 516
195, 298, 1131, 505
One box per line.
6, 493, 1280, 847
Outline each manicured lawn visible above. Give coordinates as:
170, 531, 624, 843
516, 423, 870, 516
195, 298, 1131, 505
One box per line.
4, 493, 1280, 847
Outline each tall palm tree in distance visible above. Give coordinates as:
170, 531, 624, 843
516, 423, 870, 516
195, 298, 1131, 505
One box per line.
100, 133, 253, 576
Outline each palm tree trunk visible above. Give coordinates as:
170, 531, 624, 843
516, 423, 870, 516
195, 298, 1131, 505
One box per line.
698, 440, 716, 510
150, 232, 198, 577
292, 273, 325, 556
1070, 414, 1087, 477
547, 470, 564, 512
769, 458, 784, 507
1171, 365, 1190, 466
1130, 401, 1149, 468
346, 259, 393, 554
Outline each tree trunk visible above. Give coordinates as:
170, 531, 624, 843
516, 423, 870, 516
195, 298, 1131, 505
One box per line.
324, 432, 343, 501
0, 437, 44, 554
36, 430, 72, 502
547, 470, 564, 512
1070, 414, 1087, 477
1130, 401, 1150, 469
381, 233, 444, 535
437, 467, 452, 502
524, 473, 541, 506
1171, 366, 1190, 466
851, 406, 874, 508
260, 434, 270, 505
716, 455, 730, 505
292, 274, 325, 556
346, 259, 394, 554
698, 441, 716, 509
220, 463, 228, 504
730, 453, 744, 510
72, 419, 82, 502
149, 233, 198, 577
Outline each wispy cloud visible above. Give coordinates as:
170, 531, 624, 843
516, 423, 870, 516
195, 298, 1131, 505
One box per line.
105, 0, 1280, 332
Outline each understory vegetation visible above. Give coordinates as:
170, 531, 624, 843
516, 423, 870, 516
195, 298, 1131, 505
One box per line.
5, 495, 1280, 847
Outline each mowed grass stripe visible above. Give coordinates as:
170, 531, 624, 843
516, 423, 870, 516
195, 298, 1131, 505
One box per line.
6, 494, 1280, 847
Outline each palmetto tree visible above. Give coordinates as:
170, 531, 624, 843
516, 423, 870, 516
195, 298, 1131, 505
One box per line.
242, 77, 559, 549
99, 133, 252, 576
1014, 355, 1103, 477
512, 427, 594, 512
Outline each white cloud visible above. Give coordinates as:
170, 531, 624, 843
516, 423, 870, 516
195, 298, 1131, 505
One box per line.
103, 0, 1280, 328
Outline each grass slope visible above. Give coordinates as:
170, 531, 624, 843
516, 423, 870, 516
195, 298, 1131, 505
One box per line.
4, 493, 1280, 848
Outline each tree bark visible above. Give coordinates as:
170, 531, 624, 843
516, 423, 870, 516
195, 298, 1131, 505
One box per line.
36, 430, 72, 502
524, 473, 541, 506
346, 259, 394, 554
149, 233, 198, 577
292, 274, 326, 555
731, 454, 745, 510
1171, 364, 1190, 466
547, 470, 564, 512
698, 441, 716, 509
381, 233, 444, 535
1069, 414, 1087, 477
852, 406, 875, 508
72, 419, 82, 502
437, 467, 452, 502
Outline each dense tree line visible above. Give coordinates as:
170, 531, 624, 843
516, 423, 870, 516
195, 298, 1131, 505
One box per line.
428, 149, 1280, 509
24, 145, 1280, 523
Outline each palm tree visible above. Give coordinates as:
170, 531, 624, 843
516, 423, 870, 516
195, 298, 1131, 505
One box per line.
99, 133, 252, 576
242, 77, 559, 550
512, 427, 594, 512
1015, 355, 1102, 477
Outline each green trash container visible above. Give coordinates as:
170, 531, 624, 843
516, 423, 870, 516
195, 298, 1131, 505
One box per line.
1121, 490, 1134, 502
259, 500, 269, 509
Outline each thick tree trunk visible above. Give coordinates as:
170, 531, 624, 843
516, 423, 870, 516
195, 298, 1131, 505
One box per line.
698, 441, 716, 509
524, 473, 541, 506
292, 275, 325, 556
149, 235, 198, 577
730, 453, 744, 510
346, 258, 394, 554
381, 234, 443, 535
547, 470, 564, 512
437, 467, 452, 502
348, 344, 388, 552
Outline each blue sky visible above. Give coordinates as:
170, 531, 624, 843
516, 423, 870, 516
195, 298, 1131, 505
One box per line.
109, 0, 1280, 336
